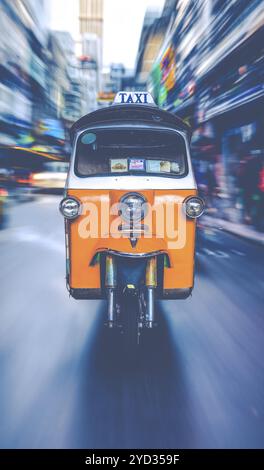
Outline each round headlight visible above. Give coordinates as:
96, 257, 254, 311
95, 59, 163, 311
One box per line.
119, 192, 147, 223
184, 196, 204, 218
59, 197, 80, 219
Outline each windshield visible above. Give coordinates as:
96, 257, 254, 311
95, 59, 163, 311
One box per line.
75, 128, 187, 177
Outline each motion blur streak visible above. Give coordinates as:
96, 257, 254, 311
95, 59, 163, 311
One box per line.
0, 196, 263, 449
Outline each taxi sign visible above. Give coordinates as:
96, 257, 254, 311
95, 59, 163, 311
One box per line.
113, 91, 156, 106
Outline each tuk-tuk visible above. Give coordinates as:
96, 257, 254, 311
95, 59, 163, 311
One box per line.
60, 92, 204, 347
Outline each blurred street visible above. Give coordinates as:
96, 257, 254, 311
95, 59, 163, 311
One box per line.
0, 196, 263, 449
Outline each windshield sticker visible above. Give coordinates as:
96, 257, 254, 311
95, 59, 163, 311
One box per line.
146, 160, 171, 173
81, 132, 97, 144
110, 159, 128, 172
171, 162, 180, 173
129, 159, 145, 171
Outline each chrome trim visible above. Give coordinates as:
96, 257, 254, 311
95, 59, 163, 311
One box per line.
146, 288, 155, 328
183, 196, 205, 219
146, 256, 157, 287
105, 255, 117, 288
119, 192, 147, 223
59, 196, 81, 219
107, 288, 116, 326
118, 224, 149, 231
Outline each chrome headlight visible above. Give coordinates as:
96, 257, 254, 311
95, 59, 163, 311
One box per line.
184, 196, 204, 218
119, 192, 147, 223
59, 197, 80, 219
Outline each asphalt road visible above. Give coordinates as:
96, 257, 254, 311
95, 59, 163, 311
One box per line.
0, 196, 263, 449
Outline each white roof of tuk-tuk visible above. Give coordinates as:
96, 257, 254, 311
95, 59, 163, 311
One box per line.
70, 103, 192, 144
67, 93, 195, 190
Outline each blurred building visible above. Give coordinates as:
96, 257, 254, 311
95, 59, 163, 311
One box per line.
53, 31, 85, 123
78, 34, 101, 113
134, 8, 163, 88
78, 0, 104, 113
101, 64, 133, 92
147, 0, 264, 227
47, 32, 70, 120
120, 70, 136, 92
109, 63, 126, 92
82, 32, 102, 83
96, 65, 134, 108
0, 0, 49, 143
134, 2, 178, 88
0, 0, 87, 158
79, 0, 104, 38
20, 0, 49, 43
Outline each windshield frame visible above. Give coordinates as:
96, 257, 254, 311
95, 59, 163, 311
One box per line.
73, 126, 189, 179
